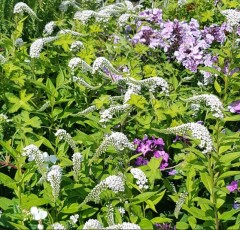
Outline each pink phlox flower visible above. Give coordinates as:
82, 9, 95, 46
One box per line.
228, 100, 240, 114
137, 142, 152, 156
226, 180, 239, 193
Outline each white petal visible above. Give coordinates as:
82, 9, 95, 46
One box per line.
39, 210, 47, 219
42, 152, 50, 162
30, 207, 38, 215
49, 155, 58, 163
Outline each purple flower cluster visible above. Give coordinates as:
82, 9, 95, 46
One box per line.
132, 10, 230, 81
155, 223, 176, 230
138, 8, 163, 24
228, 100, 240, 114
226, 180, 239, 193
133, 135, 169, 170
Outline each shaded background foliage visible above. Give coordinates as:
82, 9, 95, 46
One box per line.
0, 0, 62, 38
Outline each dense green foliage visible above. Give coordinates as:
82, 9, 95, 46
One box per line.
0, 0, 239, 229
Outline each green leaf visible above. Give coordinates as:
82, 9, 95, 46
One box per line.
20, 111, 42, 128
139, 218, 153, 230
6, 90, 33, 113
128, 94, 148, 110
182, 206, 212, 220
132, 191, 158, 204
0, 172, 17, 190
176, 222, 189, 229
21, 194, 50, 209
0, 140, 17, 158
188, 216, 197, 229
200, 172, 213, 194
8, 222, 29, 230
214, 80, 222, 94
220, 152, 240, 164
227, 225, 240, 230
151, 190, 166, 205
219, 145, 232, 154
150, 217, 172, 224
186, 167, 196, 195
147, 157, 162, 185
93, 95, 110, 109
224, 115, 240, 121
201, 10, 214, 22
0, 197, 14, 210
61, 203, 79, 213
219, 209, 240, 220
218, 171, 240, 180
145, 200, 157, 213
131, 204, 143, 218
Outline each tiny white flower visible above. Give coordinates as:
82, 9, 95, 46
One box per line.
42, 152, 58, 163
130, 168, 148, 190
30, 207, 47, 221
70, 214, 79, 224
43, 21, 56, 35
37, 224, 44, 230
83, 219, 103, 229
15, 38, 24, 47
52, 222, 66, 230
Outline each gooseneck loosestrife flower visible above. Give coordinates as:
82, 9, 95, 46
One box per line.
13, 2, 38, 19
174, 192, 188, 218
163, 123, 213, 153
99, 104, 131, 123
119, 76, 169, 95
70, 41, 84, 52
68, 57, 93, 73
15, 38, 24, 47
47, 165, 62, 202
187, 94, 224, 119
73, 76, 99, 90
72, 152, 83, 181
74, 105, 97, 116
30, 36, 58, 58
74, 10, 96, 24
83, 219, 103, 229
0, 54, 6, 64
123, 83, 141, 103
73, 1, 140, 25
55, 129, 76, 150
22, 144, 47, 178
52, 222, 66, 230
59, 0, 80, 12
106, 204, 115, 226
106, 222, 141, 229
130, 168, 149, 190
84, 174, 125, 204
43, 21, 56, 35
58, 29, 82, 36
70, 214, 79, 224
93, 132, 134, 161
39, 101, 51, 112
92, 57, 121, 75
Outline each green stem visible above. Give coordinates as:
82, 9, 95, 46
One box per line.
207, 153, 219, 230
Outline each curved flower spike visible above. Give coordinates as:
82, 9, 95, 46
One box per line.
92, 57, 121, 75
14, 2, 38, 19
163, 122, 213, 153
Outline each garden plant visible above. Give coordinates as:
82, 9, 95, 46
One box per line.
0, 0, 240, 229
